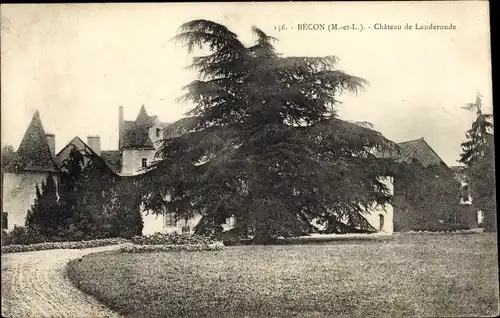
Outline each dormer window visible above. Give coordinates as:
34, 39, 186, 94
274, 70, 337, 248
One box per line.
156, 128, 161, 137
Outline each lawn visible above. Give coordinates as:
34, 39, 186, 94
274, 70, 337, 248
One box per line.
67, 233, 499, 317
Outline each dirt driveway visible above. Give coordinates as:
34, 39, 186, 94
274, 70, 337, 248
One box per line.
1, 245, 122, 318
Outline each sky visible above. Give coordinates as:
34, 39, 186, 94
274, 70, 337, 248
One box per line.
1, 1, 493, 166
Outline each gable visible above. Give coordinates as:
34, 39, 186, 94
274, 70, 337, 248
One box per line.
54, 137, 87, 168
374, 137, 448, 169
401, 139, 446, 168
55, 137, 119, 175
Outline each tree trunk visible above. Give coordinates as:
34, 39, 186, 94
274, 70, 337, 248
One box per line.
325, 215, 339, 234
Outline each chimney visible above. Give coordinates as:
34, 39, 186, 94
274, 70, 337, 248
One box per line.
46, 134, 55, 156
87, 136, 101, 156
119, 106, 124, 149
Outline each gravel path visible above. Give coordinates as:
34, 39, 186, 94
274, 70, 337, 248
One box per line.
1, 245, 123, 318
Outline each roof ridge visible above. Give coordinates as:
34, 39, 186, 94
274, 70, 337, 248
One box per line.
398, 137, 424, 144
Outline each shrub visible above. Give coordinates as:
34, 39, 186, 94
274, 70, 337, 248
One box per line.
7, 226, 47, 245
112, 180, 144, 239
411, 222, 471, 233
1, 229, 12, 246
214, 229, 242, 246
2, 224, 125, 247
1, 237, 129, 254
116, 206, 143, 239
131, 232, 218, 246
120, 241, 225, 253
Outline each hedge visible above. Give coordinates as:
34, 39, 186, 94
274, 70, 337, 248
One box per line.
407, 222, 471, 233
1, 238, 129, 254
130, 232, 218, 246
120, 242, 225, 253
121, 232, 225, 253
399, 230, 475, 235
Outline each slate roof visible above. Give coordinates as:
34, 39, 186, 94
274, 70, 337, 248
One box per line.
135, 105, 155, 126
396, 138, 424, 163
375, 137, 447, 168
6, 111, 58, 172
120, 105, 162, 150
100, 150, 122, 174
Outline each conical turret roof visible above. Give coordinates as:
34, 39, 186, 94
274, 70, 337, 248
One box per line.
6, 111, 58, 172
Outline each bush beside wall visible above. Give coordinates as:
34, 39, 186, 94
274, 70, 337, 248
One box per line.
131, 232, 219, 246
1, 237, 129, 254
122, 232, 225, 253
1, 225, 125, 247
120, 242, 225, 253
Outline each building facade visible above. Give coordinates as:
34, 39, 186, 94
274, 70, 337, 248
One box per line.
9, 109, 468, 236
1, 108, 200, 235
2, 111, 59, 231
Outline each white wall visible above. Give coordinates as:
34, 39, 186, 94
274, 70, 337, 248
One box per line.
141, 210, 203, 235
148, 124, 165, 151
2, 171, 57, 231
363, 176, 395, 234
121, 149, 155, 175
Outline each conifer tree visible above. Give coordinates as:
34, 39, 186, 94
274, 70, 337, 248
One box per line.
25, 173, 60, 235
58, 146, 85, 227
114, 179, 144, 238
459, 93, 496, 231
59, 145, 120, 236
141, 20, 397, 243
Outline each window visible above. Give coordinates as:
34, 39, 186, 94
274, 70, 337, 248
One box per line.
1, 212, 7, 230
478, 211, 484, 226
156, 128, 161, 138
141, 158, 147, 168
164, 213, 176, 227
379, 214, 384, 231
226, 217, 236, 227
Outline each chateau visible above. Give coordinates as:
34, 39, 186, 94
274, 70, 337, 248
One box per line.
3, 106, 477, 235
2, 106, 201, 235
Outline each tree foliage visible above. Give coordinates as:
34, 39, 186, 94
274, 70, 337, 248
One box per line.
395, 159, 464, 230
141, 20, 398, 242
25, 172, 60, 236
1, 145, 16, 172
112, 178, 144, 238
24, 145, 143, 240
459, 93, 496, 231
